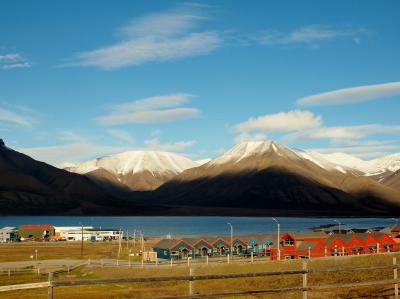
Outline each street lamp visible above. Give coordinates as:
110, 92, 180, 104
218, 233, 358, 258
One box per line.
333, 219, 341, 234
227, 223, 233, 256
80, 223, 84, 256
272, 218, 280, 261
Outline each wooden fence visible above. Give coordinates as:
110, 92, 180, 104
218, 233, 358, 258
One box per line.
1, 257, 399, 299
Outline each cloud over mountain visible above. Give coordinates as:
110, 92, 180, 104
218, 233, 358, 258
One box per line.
68, 4, 222, 70
297, 82, 400, 106
95, 93, 200, 125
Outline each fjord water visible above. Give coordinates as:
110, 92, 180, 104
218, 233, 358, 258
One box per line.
0, 217, 397, 237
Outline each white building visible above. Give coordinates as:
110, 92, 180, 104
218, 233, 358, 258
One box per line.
86, 228, 122, 241
0, 227, 17, 242
54, 226, 121, 241
54, 226, 93, 241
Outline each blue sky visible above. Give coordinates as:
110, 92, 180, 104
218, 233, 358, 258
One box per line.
1, 0, 400, 165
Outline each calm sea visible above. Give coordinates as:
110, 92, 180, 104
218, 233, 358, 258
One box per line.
0, 216, 397, 237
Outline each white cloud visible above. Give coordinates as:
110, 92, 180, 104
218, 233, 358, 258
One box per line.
144, 138, 196, 152
95, 93, 200, 126
297, 82, 400, 106
0, 53, 31, 70
309, 141, 400, 159
18, 142, 128, 166
2, 62, 31, 70
256, 24, 364, 47
236, 110, 322, 133
283, 124, 400, 143
0, 53, 22, 63
0, 106, 34, 127
67, 5, 222, 69
108, 129, 135, 144
115, 93, 193, 111
234, 132, 267, 144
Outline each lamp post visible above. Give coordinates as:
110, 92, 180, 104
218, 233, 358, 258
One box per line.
227, 223, 233, 256
272, 218, 280, 261
80, 224, 84, 256
333, 219, 341, 234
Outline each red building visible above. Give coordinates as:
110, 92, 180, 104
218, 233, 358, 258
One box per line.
270, 231, 398, 260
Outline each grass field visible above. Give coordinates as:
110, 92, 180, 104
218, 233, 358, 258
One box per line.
1, 245, 399, 298
0, 239, 156, 262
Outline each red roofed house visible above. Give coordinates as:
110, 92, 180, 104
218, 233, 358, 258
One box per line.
270, 231, 327, 260
323, 232, 398, 256
270, 231, 397, 260
19, 224, 55, 241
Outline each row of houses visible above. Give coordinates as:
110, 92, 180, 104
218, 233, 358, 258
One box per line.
0, 225, 122, 242
153, 226, 400, 261
153, 234, 272, 260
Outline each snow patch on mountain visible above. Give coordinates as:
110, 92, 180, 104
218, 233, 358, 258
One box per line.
66, 150, 198, 176
195, 158, 211, 165
209, 140, 298, 165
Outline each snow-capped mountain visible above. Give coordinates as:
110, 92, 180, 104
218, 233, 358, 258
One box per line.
364, 154, 400, 174
195, 158, 211, 166
295, 150, 400, 176
209, 140, 298, 165
156, 140, 400, 214
65, 151, 199, 191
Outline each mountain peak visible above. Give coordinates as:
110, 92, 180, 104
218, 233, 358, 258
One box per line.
0, 139, 5, 147
67, 150, 198, 176
210, 139, 290, 165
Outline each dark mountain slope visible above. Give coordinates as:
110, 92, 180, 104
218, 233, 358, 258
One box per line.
155, 141, 400, 215
0, 141, 136, 214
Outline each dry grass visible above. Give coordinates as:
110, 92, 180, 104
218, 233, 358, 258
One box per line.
1, 252, 400, 298
0, 239, 156, 262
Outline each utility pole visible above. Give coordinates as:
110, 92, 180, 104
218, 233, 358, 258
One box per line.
80, 224, 83, 257
118, 229, 122, 259
272, 218, 280, 260
227, 223, 233, 257
133, 229, 136, 253
334, 219, 341, 234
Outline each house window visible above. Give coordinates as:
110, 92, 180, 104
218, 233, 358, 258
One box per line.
284, 236, 294, 246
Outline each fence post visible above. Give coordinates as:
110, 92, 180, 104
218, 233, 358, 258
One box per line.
377, 243, 380, 254
187, 257, 191, 267
302, 261, 308, 299
206, 255, 209, 265
394, 257, 398, 299
308, 247, 311, 260
251, 252, 254, 264
189, 268, 193, 296
324, 246, 327, 257
227, 254, 230, 264
342, 246, 345, 256
37, 268, 40, 276
47, 272, 53, 299
170, 258, 173, 267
